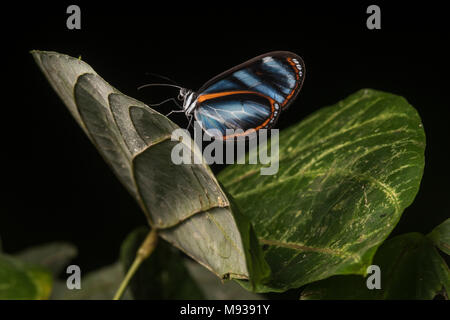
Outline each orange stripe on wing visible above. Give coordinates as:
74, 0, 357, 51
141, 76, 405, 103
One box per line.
198, 90, 271, 103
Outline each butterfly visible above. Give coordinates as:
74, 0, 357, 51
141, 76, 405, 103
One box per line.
142, 51, 305, 140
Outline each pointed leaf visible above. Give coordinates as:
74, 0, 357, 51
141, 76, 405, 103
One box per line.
31, 50, 269, 285
31, 51, 95, 136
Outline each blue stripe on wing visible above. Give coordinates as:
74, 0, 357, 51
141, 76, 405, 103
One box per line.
201, 79, 241, 94
232, 69, 286, 104
260, 56, 297, 93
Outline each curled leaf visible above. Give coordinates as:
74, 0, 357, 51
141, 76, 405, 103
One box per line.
32, 50, 268, 285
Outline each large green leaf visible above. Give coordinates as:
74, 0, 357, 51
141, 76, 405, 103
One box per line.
219, 89, 425, 292
0, 253, 52, 299
300, 232, 449, 299
428, 218, 450, 255
120, 226, 204, 299
31, 50, 269, 286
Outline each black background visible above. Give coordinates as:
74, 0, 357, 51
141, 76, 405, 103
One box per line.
1, 1, 449, 283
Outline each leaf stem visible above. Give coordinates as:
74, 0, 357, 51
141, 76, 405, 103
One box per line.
113, 228, 158, 300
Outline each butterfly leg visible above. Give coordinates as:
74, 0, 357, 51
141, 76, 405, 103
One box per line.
165, 109, 185, 117
148, 97, 177, 107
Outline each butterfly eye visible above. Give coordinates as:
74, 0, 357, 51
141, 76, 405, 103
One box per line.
178, 88, 189, 101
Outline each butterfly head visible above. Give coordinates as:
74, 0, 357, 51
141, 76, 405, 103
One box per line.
178, 88, 197, 115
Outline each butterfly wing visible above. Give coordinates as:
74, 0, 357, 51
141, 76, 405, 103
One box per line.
193, 51, 305, 139
194, 90, 281, 139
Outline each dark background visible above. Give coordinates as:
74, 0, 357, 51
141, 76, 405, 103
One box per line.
1, 2, 449, 277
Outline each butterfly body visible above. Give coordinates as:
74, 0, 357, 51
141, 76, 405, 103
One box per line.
178, 51, 305, 140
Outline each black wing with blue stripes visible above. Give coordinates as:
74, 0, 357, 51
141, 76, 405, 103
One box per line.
193, 51, 305, 139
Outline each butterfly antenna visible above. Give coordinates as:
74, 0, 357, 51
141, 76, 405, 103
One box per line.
138, 77, 185, 109
137, 83, 184, 91
145, 72, 180, 85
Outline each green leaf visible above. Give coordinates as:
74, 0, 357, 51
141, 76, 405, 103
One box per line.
0, 253, 52, 299
300, 233, 450, 299
120, 227, 204, 299
428, 218, 450, 255
31, 50, 268, 285
15, 242, 77, 277
219, 89, 425, 292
